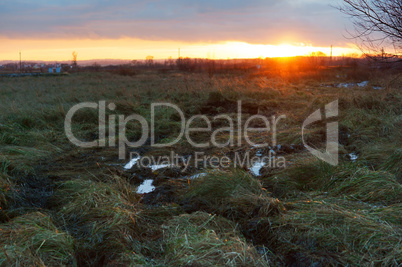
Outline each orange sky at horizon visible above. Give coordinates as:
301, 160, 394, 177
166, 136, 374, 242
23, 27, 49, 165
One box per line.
0, 38, 362, 62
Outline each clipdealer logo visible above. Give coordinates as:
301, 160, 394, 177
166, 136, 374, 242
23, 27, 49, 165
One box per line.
64, 100, 338, 166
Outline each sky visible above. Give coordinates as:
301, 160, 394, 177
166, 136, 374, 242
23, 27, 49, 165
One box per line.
0, 0, 362, 61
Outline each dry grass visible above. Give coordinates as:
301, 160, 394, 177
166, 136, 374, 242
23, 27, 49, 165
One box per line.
0, 69, 400, 265
162, 211, 269, 266
324, 168, 402, 204
0, 212, 76, 266
51, 176, 145, 265
184, 170, 286, 221
265, 198, 402, 265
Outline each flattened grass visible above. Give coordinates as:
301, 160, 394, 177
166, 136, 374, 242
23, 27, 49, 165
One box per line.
184, 170, 285, 221
267, 198, 402, 266
51, 176, 144, 265
324, 168, 402, 204
279, 158, 401, 204
0, 212, 76, 266
162, 211, 269, 266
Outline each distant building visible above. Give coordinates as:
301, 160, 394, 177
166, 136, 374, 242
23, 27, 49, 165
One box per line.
48, 67, 62, 73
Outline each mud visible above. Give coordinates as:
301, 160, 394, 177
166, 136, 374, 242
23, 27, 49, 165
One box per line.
200, 91, 260, 115
6, 175, 54, 216
142, 180, 186, 205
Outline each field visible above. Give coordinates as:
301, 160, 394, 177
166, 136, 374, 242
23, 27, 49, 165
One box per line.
0, 67, 401, 266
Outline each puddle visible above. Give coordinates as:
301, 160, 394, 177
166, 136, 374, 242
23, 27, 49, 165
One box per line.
137, 179, 155, 194
357, 81, 369, 87
335, 81, 369, 88
124, 156, 141, 170
183, 172, 207, 180
337, 83, 355, 88
188, 173, 207, 179
276, 144, 281, 150
250, 161, 266, 176
124, 158, 172, 172
373, 86, 382, 90
150, 164, 171, 171
349, 153, 359, 162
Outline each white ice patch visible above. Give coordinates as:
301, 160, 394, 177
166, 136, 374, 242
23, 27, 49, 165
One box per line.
188, 173, 207, 180
124, 156, 141, 170
337, 83, 355, 88
337, 81, 369, 88
150, 164, 171, 171
349, 153, 359, 162
357, 81, 369, 87
250, 161, 266, 176
373, 86, 382, 90
137, 179, 155, 194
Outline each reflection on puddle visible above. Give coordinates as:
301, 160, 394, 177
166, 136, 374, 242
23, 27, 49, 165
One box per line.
188, 173, 207, 180
357, 81, 369, 87
124, 157, 141, 170
322, 81, 382, 89
349, 153, 359, 162
137, 179, 155, 194
150, 164, 171, 171
123, 157, 171, 171
337, 83, 355, 88
250, 161, 266, 176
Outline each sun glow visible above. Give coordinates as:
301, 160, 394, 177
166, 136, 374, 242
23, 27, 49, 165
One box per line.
210, 42, 360, 59
0, 38, 360, 62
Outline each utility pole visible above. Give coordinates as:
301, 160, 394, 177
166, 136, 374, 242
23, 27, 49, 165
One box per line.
178, 48, 180, 59
330, 45, 333, 66
19, 51, 22, 73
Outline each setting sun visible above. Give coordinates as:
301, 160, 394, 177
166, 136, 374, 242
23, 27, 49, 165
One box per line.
209, 42, 360, 59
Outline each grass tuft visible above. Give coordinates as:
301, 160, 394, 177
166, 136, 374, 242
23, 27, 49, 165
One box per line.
162, 211, 269, 266
0, 212, 76, 266
266, 198, 402, 266
52, 176, 144, 265
324, 168, 402, 204
184, 170, 286, 221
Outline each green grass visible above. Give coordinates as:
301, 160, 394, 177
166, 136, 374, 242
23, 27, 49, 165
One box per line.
184, 170, 286, 221
0, 212, 76, 266
324, 168, 402, 204
265, 198, 402, 265
0, 69, 400, 265
162, 211, 269, 266
51, 176, 144, 265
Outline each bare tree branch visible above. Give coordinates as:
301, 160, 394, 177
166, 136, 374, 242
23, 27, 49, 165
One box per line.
337, 0, 402, 62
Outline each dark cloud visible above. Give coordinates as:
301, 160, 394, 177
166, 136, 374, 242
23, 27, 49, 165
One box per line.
0, 0, 350, 45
